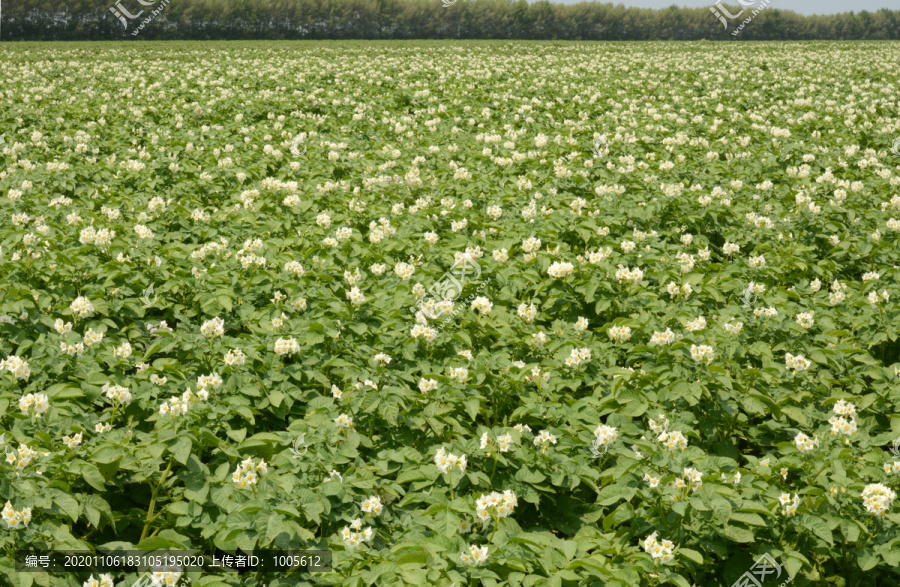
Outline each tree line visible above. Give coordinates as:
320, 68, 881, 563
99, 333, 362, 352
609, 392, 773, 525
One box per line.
3, 0, 900, 41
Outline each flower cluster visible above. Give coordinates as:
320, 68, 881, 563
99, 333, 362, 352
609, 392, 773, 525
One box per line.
159, 387, 207, 417
63, 433, 83, 450
361, 495, 383, 516
232, 457, 267, 487
649, 416, 688, 452
517, 303, 537, 323
615, 265, 644, 283
1, 501, 32, 528
19, 393, 49, 417
434, 446, 467, 474
861, 483, 896, 516
796, 311, 815, 329
5, 444, 38, 471
148, 571, 182, 586
103, 383, 132, 405
471, 296, 493, 315
641, 532, 675, 564
480, 432, 514, 453
689, 344, 714, 364
82, 574, 115, 587
565, 347, 591, 367
685, 315, 706, 332
341, 518, 374, 548
794, 432, 819, 453
591, 424, 618, 456
223, 348, 245, 366
650, 328, 675, 345
418, 378, 438, 393
1, 355, 31, 381
460, 544, 489, 566
475, 490, 518, 524
201, 316, 225, 338
70, 296, 94, 318
779, 493, 800, 517
828, 400, 857, 438
724, 321, 743, 334
274, 337, 300, 355
607, 326, 632, 342
112, 341, 132, 358
785, 353, 811, 373
533, 429, 557, 452
547, 261, 574, 278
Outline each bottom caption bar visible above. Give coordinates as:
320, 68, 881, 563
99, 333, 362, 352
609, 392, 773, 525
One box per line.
16, 550, 332, 573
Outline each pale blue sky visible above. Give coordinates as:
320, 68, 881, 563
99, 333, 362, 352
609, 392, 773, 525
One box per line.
539, 0, 898, 16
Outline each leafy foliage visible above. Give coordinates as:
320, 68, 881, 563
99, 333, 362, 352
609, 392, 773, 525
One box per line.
0, 42, 899, 587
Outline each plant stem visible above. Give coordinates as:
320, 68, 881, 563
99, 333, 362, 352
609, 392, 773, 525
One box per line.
140, 456, 175, 542
489, 453, 500, 484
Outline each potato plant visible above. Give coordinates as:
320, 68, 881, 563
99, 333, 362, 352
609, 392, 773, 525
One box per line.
0, 41, 899, 587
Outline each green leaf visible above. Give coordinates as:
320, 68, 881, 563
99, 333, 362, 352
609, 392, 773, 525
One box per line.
92, 446, 125, 478
729, 512, 767, 527
265, 513, 287, 545
857, 548, 878, 571
718, 524, 754, 543
783, 551, 808, 579
81, 463, 107, 491
170, 436, 192, 465
463, 398, 480, 421
516, 467, 547, 484
51, 492, 83, 523
679, 549, 703, 565
780, 406, 807, 426
392, 545, 429, 566
596, 484, 636, 506
226, 428, 247, 443
217, 295, 233, 312
268, 390, 285, 407
136, 536, 185, 550
602, 502, 634, 531
435, 509, 459, 537
803, 515, 835, 546
708, 494, 733, 523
